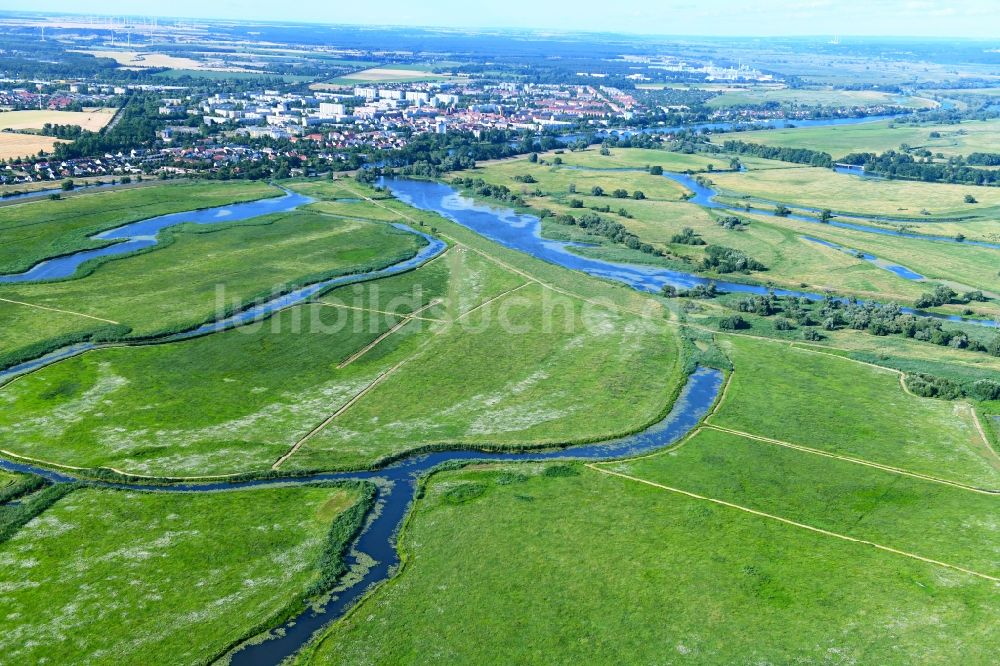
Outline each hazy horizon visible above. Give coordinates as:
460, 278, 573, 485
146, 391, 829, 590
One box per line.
2, 1, 999, 39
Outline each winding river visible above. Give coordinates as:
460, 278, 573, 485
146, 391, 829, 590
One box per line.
381, 177, 998, 328
0, 366, 723, 665
0, 114, 995, 662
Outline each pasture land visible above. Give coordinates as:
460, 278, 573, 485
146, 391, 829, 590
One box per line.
291, 281, 680, 471
718, 118, 1000, 159
0, 180, 279, 275
710, 335, 1000, 488
468, 154, 944, 304
545, 146, 792, 171
303, 463, 999, 664
0, 108, 116, 132
0, 484, 364, 664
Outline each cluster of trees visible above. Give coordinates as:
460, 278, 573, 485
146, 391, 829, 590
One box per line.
53, 94, 162, 160
716, 215, 749, 230
670, 227, 706, 245
701, 245, 767, 274
549, 211, 661, 256
914, 284, 986, 309
38, 123, 84, 139
967, 152, 1000, 166
721, 140, 834, 167
716, 292, 1000, 360
841, 150, 1000, 186
661, 282, 718, 299
905, 373, 1000, 401
451, 177, 526, 207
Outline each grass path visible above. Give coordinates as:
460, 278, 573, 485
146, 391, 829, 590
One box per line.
586, 462, 999, 582
0, 296, 120, 324
336, 299, 442, 369
703, 424, 999, 494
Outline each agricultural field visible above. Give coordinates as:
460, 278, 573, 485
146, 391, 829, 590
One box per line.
72, 49, 257, 72
718, 118, 1000, 160
0, 108, 116, 132
0, 483, 366, 665
0, 132, 63, 160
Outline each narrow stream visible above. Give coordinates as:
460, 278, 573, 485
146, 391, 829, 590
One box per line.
0, 367, 724, 666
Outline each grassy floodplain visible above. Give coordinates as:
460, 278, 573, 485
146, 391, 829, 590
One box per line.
465, 152, 966, 306
541, 146, 793, 172
0, 484, 365, 665
705, 86, 936, 109
302, 463, 998, 665
719, 117, 1000, 159
710, 335, 1000, 488
0, 180, 681, 476
0, 180, 279, 275
0, 210, 426, 367
708, 165, 1000, 222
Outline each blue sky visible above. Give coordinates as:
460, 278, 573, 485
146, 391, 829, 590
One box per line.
4, 0, 999, 37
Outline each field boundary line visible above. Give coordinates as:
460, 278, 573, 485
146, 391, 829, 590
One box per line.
0, 297, 120, 325
453, 282, 531, 321
586, 463, 1000, 582
970, 408, 1000, 462
273, 357, 412, 469
337, 299, 443, 369
315, 301, 447, 323
702, 424, 999, 495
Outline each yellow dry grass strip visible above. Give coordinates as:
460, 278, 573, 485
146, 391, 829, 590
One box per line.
703, 423, 999, 495
453, 282, 531, 321
336, 299, 443, 369
316, 301, 447, 323
0, 448, 90, 472
586, 463, 1000, 582
0, 296, 120, 325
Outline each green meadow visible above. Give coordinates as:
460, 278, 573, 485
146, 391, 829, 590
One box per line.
705, 86, 936, 109
302, 463, 999, 665
0, 180, 278, 274
467, 154, 956, 305
708, 164, 1000, 220
0, 211, 426, 367
710, 335, 1000, 488
614, 428, 999, 575
0, 197, 681, 476
719, 118, 1000, 159
0, 484, 364, 665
